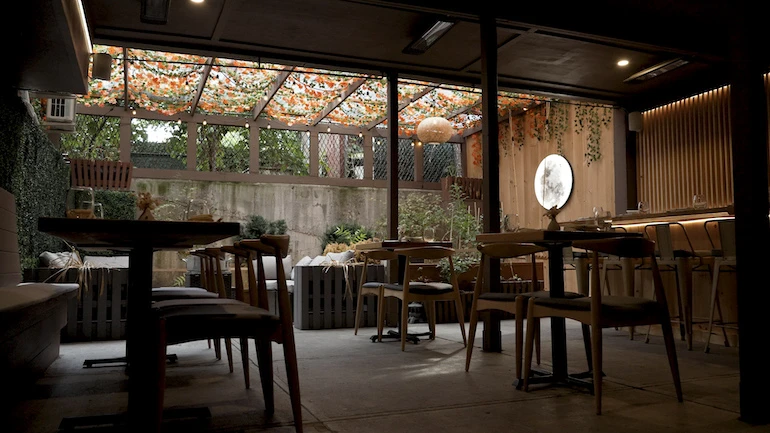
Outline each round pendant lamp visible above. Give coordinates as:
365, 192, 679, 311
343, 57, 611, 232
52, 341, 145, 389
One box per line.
416, 117, 454, 144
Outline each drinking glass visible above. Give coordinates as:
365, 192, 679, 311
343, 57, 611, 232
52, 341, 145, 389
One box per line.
510, 214, 520, 232
693, 194, 707, 209
423, 226, 435, 242
93, 202, 104, 219
66, 187, 95, 219
185, 198, 210, 221
637, 201, 649, 213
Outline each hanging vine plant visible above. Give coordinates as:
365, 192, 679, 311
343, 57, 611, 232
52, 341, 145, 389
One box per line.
546, 102, 569, 156
512, 113, 525, 150
527, 103, 548, 142
574, 104, 612, 166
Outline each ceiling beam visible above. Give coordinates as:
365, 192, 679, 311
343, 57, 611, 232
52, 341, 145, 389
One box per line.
365, 84, 438, 130
252, 66, 294, 121
210, 0, 237, 42
190, 57, 215, 115
310, 77, 367, 126
445, 100, 481, 120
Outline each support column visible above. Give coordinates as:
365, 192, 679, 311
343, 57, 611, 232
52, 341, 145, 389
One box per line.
387, 71, 399, 284
249, 126, 260, 175
479, 11, 501, 352
414, 141, 424, 183
729, 2, 770, 425
186, 122, 197, 171
119, 117, 131, 162
310, 131, 319, 177
363, 134, 373, 180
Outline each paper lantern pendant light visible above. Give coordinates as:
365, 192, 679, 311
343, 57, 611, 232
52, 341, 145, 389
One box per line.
416, 117, 454, 144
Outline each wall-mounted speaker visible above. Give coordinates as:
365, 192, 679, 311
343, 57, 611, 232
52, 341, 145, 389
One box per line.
628, 111, 642, 132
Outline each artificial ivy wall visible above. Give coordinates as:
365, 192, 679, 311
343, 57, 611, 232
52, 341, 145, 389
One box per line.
0, 89, 69, 270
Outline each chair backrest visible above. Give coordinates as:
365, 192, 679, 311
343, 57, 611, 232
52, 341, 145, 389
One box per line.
239, 235, 292, 318
204, 248, 228, 298
221, 245, 252, 303
473, 242, 546, 297
717, 219, 736, 260
394, 246, 455, 260
573, 237, 670, 315
644, 222, 694, 260
0, 187, 21, 286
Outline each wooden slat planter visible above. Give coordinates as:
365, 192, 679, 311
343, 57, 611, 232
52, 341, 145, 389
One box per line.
293, 263, 385, 330
70, 159, 133, 191
24, 268, 129, 341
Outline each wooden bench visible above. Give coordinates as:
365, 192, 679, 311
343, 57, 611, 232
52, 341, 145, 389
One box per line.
0, 186, 77, 393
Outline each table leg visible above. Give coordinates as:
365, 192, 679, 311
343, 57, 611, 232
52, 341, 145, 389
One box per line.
548, 247, 568, 381
126, 246, 162, 432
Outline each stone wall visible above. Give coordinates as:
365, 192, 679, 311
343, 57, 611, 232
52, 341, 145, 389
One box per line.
132, 178, 438, 286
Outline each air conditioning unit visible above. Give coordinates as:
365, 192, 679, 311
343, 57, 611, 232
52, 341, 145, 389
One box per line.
41, 96, 76, 132
45, 97, 75, 122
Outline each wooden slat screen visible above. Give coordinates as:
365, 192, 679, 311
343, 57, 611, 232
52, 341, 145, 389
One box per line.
637, 73, 770, 213
637, 86, 734, 213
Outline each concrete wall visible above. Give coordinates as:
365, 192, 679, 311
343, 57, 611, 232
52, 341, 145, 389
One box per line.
132, 178, 437, 286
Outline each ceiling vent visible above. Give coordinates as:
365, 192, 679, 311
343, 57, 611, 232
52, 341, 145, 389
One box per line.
624, 58, 690, 83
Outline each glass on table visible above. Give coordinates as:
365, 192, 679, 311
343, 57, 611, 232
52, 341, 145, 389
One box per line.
693, 194, 707, 209
93, 202, 104, 219
66, 187, 95, 219
423, 226, 436, 242
185, 198, 212, 221
637, 201, 649, 214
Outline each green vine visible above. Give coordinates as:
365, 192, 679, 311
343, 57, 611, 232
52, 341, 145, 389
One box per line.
574, 105, 612, 166
513, 114, 525, 150
546, 102, 570, 156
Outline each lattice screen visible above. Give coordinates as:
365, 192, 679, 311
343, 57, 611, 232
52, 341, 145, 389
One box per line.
423, 142, 457, 182
318, 133, 363, 178
258, 128, 310, 175
196, 124, 249, 173
371, 138, 416, 181
373, 137, 387, 180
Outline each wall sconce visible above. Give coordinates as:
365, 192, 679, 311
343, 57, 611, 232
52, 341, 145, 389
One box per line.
91, 53, 113, 80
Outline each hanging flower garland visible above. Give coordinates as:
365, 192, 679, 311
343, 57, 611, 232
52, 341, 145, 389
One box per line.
574, 104, 612, 165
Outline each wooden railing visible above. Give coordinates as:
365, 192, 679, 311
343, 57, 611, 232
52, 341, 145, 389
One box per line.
70, 159, 133, 190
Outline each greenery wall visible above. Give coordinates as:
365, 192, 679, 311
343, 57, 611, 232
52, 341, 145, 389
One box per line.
0, 89, 69, 270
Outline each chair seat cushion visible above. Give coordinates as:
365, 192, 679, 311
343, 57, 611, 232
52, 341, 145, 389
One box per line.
153, 286, 207, 292
362, 282, 383, 289
479, 290, 584, 303
533, 295, 666, 323
156, 301, 279, 322
382, 282, 454, 295
151, 288, 218, 301
153, 298, 245, 309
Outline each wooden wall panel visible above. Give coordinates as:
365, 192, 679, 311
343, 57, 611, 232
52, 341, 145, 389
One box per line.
465, 103, 617, 231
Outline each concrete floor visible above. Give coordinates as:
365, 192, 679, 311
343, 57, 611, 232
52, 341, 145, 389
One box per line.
5, 319, 761, 433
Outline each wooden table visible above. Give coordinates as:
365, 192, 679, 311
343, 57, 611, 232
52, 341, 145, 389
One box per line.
475, 229, 642, 389
38, 217, 240, 431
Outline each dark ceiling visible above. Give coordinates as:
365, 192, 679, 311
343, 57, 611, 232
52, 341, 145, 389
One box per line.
15, 1, 764, 111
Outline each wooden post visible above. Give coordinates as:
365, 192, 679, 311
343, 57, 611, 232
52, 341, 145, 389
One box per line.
119, 117, 131, 162
186, 122, 196, 171
363, 134, 373, 180
387, 71, 399, 285
249, 126, 260, 175
729, 2, 770, 424
479, 11, 501, 352
310, 131, 319, 177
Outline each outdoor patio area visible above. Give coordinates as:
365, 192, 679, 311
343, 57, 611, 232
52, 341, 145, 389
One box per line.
6, 319, 751, 433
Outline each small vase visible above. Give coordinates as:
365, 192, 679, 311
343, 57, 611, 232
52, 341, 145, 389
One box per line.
138, 208, 155, 221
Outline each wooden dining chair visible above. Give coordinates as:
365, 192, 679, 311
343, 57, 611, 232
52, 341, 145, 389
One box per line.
353, 248, 398, 337
522, 237, 683, 414
466, 242, 589, 384
379, 246, 467, 351
151, 235, 303, 432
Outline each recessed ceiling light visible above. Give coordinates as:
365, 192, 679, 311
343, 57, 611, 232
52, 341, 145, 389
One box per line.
191, 0, 204, 3
617, 59, 630, 67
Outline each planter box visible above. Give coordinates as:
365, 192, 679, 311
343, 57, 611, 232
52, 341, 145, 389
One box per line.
24, 268, 129, 341
293, 263, 385, 330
